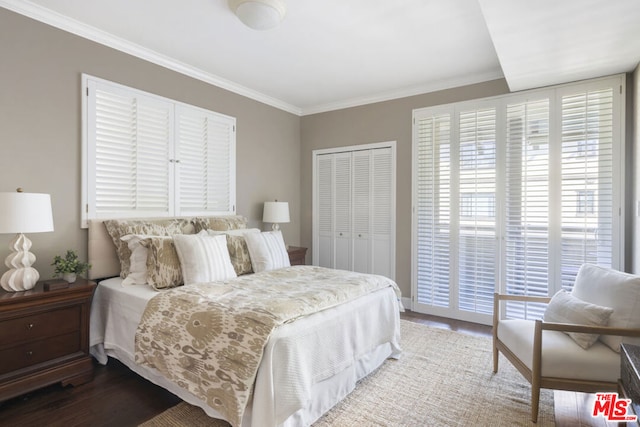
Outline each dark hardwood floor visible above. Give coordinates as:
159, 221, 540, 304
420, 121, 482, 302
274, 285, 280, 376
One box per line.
0, 311, 594, 426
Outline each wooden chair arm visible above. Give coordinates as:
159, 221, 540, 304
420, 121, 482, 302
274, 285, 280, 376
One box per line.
493, 293, 551, 331
494, 293, 551, 304
540, 320, 640, 337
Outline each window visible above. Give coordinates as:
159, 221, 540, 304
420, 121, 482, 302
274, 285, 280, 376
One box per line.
576, 190, 595, 215
82, 75, 236, 225
412, 75, 625, 324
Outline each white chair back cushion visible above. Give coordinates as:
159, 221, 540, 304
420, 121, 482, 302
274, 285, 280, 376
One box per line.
571, 263, 640, 352
498, 319, 619, 382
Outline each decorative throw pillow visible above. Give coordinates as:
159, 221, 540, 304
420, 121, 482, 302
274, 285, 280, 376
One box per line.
244, 230, 290, 273
173, 234, 237, 285
543, 289, 614, 349
205, 228, 260, 275
193, 215, 248, 233
104, 219, 192, 278
140, 236, 183, 291
120, 234, 155, 285
571, 263, 640, 352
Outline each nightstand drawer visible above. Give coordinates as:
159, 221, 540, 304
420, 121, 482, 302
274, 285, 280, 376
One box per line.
0, 331, 81, 375
0, 306, 80, 347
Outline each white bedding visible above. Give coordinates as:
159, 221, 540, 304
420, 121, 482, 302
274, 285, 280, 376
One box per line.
89, 277, 401, 427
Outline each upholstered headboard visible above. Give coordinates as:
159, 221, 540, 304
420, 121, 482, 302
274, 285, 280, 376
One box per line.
87, 215, 248, 280
87, 219, 120, 280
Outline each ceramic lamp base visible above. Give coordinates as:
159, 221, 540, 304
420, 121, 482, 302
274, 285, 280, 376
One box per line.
0, 233, 40, 292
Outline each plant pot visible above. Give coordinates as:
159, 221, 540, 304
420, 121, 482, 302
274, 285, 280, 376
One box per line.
62, 273, 77, 283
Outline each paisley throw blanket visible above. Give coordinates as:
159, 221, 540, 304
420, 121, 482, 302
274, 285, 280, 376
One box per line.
134, 266, 400, 427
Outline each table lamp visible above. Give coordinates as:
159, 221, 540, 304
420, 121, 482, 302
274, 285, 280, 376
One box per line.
263, 201, 289, 231
0, 190, 54, 292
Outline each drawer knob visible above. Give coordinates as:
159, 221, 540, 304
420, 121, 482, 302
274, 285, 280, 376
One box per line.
26, 351, 33, 357
28, 323, 34, 330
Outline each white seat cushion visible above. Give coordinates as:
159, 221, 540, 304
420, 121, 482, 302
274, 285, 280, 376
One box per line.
497, 319, 619, 382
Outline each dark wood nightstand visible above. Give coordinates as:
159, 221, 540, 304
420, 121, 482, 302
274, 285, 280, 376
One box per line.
0, 278, 96, 402
287, 246, 307, 266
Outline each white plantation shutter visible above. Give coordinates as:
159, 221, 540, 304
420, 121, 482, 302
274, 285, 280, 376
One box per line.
559, 87, 614, 289
457, 107, 497, 315
414, 111, 451, 309
412, 76, 623, 324
89, 83, 172, 218
504, 98, 550, 319
83, 75, 235, 223
177, 106, 235, 215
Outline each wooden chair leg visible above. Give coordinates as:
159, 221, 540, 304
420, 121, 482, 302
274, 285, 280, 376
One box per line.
531, 381, 540, 423
531, 320, 543, 423
493, 293, 499, 373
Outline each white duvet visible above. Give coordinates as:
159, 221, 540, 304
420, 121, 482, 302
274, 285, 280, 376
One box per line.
89, 276, 401, 427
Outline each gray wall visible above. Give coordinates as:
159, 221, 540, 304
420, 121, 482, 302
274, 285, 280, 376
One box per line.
300, 80, 511, 297
0, 8, 301, 279
2, 6, 636, 296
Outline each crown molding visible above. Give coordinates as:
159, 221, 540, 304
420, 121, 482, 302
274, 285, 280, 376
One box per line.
300, 69, 505, 116
0, 0, 302, 115
2, 0, 504, 117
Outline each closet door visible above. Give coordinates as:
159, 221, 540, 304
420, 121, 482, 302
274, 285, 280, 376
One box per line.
316, 154, 334, 268
313, 142, 395, 280
334, 152, 352, 271
352, 150, 371, 273
371, 147, 393, 277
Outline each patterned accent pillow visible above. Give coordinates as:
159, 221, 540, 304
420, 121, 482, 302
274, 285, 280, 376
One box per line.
140, 236, 183, 291
206, 229, 260, 276
104, 219, 193, 278
120, 234, 156, 285
193, 215, 248, 233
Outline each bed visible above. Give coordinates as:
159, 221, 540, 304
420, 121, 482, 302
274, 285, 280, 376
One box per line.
87, 216, 402, 427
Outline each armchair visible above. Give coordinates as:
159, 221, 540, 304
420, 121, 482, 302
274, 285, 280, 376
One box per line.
492, 264, 640, 423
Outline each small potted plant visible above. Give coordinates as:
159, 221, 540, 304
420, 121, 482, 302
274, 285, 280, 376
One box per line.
52, 250, 91, 283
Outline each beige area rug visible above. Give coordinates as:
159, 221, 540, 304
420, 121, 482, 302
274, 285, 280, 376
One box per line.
140, 320, 554, 427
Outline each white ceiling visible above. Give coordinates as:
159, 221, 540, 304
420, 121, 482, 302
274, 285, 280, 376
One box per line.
2, 0, 639, 115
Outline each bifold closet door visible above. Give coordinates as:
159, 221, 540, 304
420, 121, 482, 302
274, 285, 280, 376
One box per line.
314, 145, 395, 279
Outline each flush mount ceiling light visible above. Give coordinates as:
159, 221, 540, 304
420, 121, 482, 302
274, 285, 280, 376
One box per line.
229, 0, 286, 31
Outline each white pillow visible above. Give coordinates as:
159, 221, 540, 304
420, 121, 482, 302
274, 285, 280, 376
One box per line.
543, 289, 613, 349
120, 234, 154, 285
244, 230, 290, 273
173, 234, 237, 285
571, 263, 640, 352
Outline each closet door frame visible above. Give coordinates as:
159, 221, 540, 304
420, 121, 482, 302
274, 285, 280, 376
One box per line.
312, 141, 397, 280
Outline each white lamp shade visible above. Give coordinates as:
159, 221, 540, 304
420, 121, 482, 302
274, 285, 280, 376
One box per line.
229, 0, 286, 30
0, 192, 54, 234
263, 201, 290, 224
